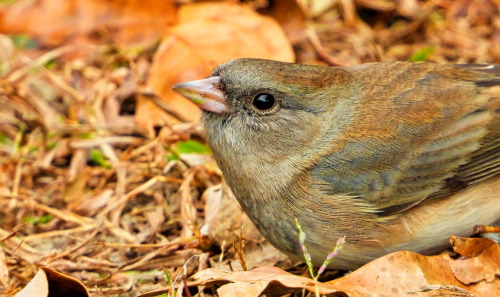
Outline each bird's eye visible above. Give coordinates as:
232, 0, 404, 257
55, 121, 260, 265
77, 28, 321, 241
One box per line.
252, 93, 276, 111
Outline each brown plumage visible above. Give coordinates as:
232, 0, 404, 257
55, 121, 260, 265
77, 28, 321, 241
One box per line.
173, 59, 500, 270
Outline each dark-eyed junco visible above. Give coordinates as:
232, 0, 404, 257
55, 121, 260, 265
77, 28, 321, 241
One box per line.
173, 59, 500, 270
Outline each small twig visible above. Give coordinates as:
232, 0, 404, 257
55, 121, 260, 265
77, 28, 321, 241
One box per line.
16, 194, 95, 226
0, 225, 25, 242
23, 224, 96, 242
69, 136, 141, 149
43, 226, 99, 263
98, 238, 184, 249
233, 228, 247, 271
7, 45, 101, 104
117, 243, 182, 272
306, 28, 347, 67
142, 91, 194, 122
11, 155, 23, 197
98, 175, 168, 221
172, 255, 197, 297
408, 285, 474, 297
217, 240, 226, 267
136, 281, 202, 297
473, 224, 500, 234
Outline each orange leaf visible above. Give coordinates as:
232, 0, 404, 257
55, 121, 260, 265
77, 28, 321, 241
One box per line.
0, 0, 176, 47
193, 266, 343, 297
15, 267, 90, 297
450, 237, 500, 284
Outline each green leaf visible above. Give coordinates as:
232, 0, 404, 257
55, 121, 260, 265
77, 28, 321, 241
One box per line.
23, 214, 54, 225
176, 140, 211, 155
43, 59, 57, 69
22, 216, 38, 225
46, 141, 58, 151
28, 146, 38, 153
39, 214, 54, 224
165, 270, 172, 285
409, 46, 434, 62
77, 132, 95, 139
9, 34, 37, 50
165, 152, 180, 161
89, 149, 111, 168
429, 11, 444, 25
0, 132, 10, 145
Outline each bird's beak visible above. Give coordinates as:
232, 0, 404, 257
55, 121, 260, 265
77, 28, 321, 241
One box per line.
172, 77, 229, 114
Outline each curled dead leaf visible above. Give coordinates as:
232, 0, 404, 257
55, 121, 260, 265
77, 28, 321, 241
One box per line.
449, 236, 500, 285
15, 267, 90, 297
193, 266, 346, 297
329, 237, 500, 297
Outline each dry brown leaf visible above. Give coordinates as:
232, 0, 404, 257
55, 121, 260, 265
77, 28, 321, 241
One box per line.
68, 189, 114, 216
329, 237, 500, 297
193, 266, 345, 297
331, 251, 463, 297
0, 0, 176, 47
450, 234, 496, 257
179, 170, 198, 239
237, 240, 293, 271
200, 184, 223, 239
449, 237, 500, 284
261, 0, 306, 44
145, 1, 294, 128
135, 93, 182, 138
14, 269, 49, 297
193, 237, 499, 297
15, 267, 90, 297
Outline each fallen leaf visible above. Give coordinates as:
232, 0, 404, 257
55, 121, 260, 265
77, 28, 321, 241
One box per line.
68, 189, 114, 216
329, 237, 500, 297
450, 234, 496, 257
449, 237, 500, 284
0, 0, 176, 47
15, 267, 90, 297
260, 0, 306, 44
193, 266, 345, 297
330, 251, 461, 297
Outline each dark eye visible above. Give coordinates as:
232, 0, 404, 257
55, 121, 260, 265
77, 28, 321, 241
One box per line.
252, 93, 276, 111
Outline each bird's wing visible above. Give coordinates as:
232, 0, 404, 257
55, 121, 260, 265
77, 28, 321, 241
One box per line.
312, 62, 500, 216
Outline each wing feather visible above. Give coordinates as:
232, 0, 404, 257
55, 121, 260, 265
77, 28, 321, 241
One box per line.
313, 62, 500, 216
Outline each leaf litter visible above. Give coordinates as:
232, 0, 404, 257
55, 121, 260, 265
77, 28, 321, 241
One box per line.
0, 0, 499, 296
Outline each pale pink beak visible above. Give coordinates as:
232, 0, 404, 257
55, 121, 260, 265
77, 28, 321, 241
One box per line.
172, 77, 229, 114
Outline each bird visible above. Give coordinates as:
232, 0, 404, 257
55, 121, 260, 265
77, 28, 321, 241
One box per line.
172, 58, 500, 270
